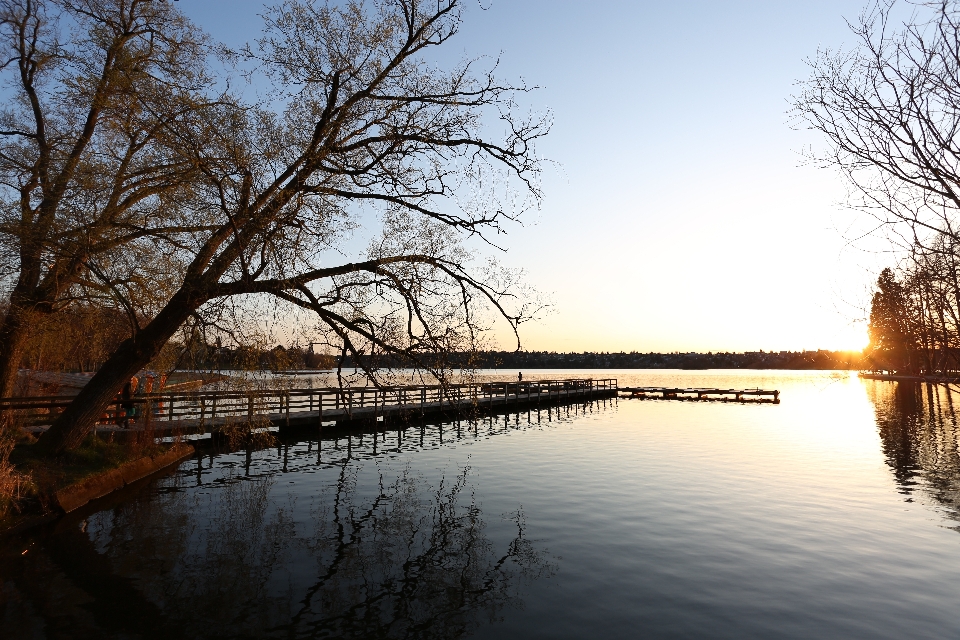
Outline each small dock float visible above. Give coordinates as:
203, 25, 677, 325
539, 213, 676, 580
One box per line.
619, 387, 780, 403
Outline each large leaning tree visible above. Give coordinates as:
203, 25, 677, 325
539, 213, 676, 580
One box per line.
31, 0, 548, 455
0, 0, 218, 404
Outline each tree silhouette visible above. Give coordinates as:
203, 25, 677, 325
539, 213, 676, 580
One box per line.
867, 268, 915, 373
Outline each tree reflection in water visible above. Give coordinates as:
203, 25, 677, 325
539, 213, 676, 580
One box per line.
0, 456, 555, 639
867, 380, 960, 524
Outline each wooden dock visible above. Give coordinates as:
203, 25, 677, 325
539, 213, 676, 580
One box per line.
5, 378, 619, 438
618, 387, 780, 403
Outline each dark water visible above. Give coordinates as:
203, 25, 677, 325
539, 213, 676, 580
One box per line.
4, 370, 960, 639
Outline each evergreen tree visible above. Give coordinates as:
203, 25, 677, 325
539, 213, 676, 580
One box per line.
867, 269, 914, 373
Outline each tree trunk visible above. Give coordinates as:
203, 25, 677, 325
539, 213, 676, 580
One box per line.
35, 291, 201, 456
0, 304, 35, 400
0, 298, 47, 436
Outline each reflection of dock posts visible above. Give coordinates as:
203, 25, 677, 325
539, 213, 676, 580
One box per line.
318, 392, 323, 431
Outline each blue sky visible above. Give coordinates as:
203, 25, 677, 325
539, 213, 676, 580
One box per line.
179, 0, 877, 352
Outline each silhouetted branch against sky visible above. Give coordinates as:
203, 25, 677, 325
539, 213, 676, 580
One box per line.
24, 0, 549, 453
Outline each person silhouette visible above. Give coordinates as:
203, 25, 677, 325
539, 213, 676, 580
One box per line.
518, 372, 523, 383
120, 376, 138, 427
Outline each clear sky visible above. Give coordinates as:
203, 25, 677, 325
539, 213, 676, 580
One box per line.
178, 0, 879, 353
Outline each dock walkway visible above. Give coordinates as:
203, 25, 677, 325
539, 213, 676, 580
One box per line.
5, 378, 619, 438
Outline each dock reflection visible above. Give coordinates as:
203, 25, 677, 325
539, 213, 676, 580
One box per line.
867, 380, 960, 521
0, 402, 582, 639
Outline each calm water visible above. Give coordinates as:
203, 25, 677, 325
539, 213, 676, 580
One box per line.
4, 370, 960, 639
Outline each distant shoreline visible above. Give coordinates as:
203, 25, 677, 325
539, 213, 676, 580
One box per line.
858, 372, 960, 384
336, 350, 864, 371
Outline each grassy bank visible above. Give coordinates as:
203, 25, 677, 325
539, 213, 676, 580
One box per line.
0, 431, 172, 531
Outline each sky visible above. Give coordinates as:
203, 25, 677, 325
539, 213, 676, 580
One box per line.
177, 0, 882, 353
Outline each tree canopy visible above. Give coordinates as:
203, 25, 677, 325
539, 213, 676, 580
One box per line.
795, 0, 960, 376
0, 0, 549, 455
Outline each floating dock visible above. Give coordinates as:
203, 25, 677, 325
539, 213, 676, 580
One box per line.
619, 387, 780, 403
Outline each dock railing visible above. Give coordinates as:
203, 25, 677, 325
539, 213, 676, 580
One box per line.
1, 378, 619, 429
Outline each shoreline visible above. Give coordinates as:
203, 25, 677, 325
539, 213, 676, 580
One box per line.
858, 372, 960, 384
1, 442, 194, 539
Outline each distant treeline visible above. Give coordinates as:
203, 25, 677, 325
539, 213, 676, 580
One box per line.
339, 350, 864, 371
10, 308, 862, 373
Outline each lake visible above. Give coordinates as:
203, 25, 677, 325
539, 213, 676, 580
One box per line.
3, 370, 960, 639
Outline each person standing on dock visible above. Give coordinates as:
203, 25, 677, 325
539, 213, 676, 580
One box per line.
518, 372, 523, 383
120, 376, 138, 427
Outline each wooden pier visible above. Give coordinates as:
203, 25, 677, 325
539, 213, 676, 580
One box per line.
4, 378, 619, 438
618, 387, 780, 403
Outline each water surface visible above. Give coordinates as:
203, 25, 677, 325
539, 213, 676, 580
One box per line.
3, 370, 960, 639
